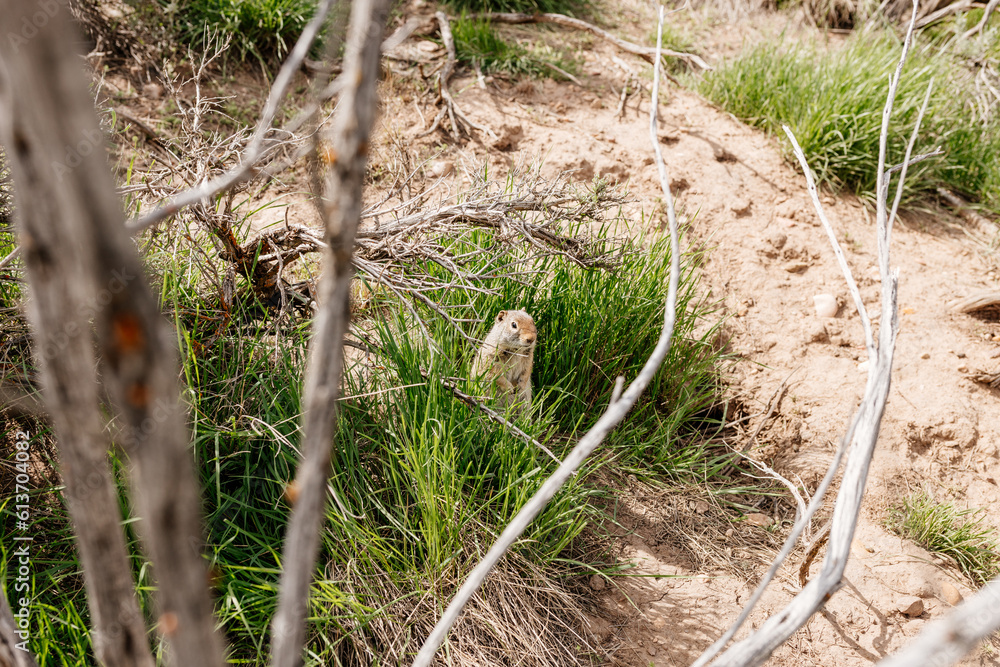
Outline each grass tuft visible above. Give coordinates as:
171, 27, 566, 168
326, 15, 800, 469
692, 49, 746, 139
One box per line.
698, 32, 1000, 212
163, 0, 320, 62
887, 489, 1000, 586
451, 17, 579, 80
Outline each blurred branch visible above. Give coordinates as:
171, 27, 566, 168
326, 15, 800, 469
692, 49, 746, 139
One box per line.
471, 11, 711, 70
875, 577, 1000, 666
963, 0, 999, 37
0, 2, 177, 665
269, 1, 391, 666
0, 592, 36, 667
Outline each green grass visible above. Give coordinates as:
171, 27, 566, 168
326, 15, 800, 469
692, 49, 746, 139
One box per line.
445, 0, 588, 15
0, 151, 16, 309
887, 489, 1000, 586
698, 32, 1000, 212
1, 173, 729, 663
451, 17, 579, 79
163, 0, 321, 62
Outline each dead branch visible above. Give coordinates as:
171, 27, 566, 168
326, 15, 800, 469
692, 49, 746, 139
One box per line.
0, 3, 173, 666
268, 1, 391, 666
951, 290, 1000, 314
971, 368, 1000, 387
937, 188, 996, 238
693, 425, 852, 667
418, 12, 497, 141
471, 11, 711, 70
694, 4, 920, 666
410, 7, 683, 665
183, 170, 627, 335
439, 375, 561, 463
0, 247, 19, 271
912, 0, 977, 27
798, 520, 832, 587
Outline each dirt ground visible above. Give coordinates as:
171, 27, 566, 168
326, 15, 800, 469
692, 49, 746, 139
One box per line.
111, 1, 1000, 664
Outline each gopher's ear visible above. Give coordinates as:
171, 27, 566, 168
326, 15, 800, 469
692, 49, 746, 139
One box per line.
496, 310, 507, 322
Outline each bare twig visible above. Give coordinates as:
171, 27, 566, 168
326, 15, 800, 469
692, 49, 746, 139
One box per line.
735, 452, 807, 529
410, 7, 683, 665
0, 591, 37, 667
719, 370, 794, 478
913, 0, 975, 28
692, 424, 852, 667
440, 376, 561, 463
472, 11, 711, 70
938, 187, 996, 237
698, 4, 919, 665
418, 12, 497, 141
0, 246, 19, 271
798, 520, 832, 587
269, 1, 391, 666
783, 130, 876, 364
963, 0, 999, 39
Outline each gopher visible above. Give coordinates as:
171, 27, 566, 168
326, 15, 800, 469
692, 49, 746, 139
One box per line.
471, 309, 537, 408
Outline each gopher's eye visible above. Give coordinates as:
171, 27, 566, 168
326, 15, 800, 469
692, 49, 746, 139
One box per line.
511, 322, 518, 329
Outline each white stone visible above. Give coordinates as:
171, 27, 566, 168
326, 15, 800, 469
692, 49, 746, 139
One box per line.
813, 293, 839, 318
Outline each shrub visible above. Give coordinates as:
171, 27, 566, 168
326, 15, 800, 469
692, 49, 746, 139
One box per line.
451, 17, 578, 79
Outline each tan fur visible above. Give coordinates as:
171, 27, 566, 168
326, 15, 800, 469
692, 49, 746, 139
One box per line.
471, 309, 537, 408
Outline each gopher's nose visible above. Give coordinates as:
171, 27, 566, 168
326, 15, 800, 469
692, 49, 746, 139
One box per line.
524, 334, 536, 345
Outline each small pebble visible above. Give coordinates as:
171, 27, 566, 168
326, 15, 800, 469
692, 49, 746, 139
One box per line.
589, 574, 606, 591
429, 161, 454, 178
940, 580, 963, 606
142, 82, 164, 100
807, 323, 828, 344
813, 293, 839, 318
745, 513, 774, 528
731, 198, 752, 217
897, 596, 924, 617
920, 351, 930, 359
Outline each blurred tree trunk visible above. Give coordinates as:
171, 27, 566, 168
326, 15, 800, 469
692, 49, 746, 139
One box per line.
0, 1, 224, 666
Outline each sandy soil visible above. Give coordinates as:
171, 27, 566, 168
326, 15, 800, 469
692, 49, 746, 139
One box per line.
351, 4, 1000, 665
